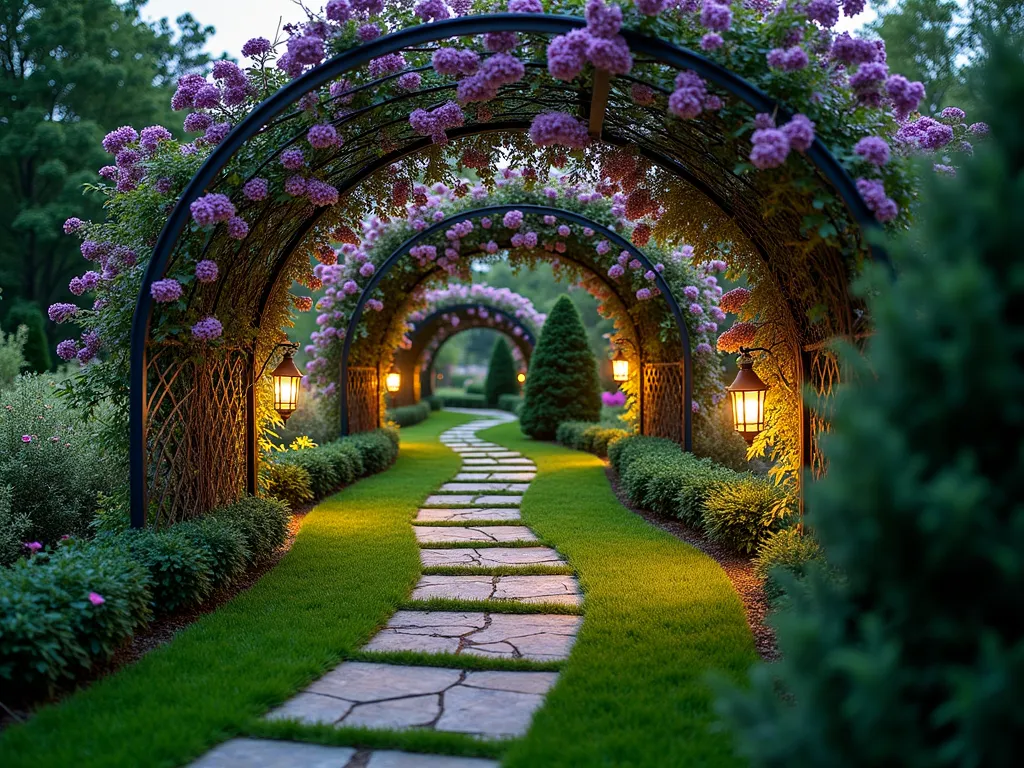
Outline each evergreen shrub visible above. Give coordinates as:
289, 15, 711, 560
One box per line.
484, 338, 520, 405
519, 296, 601, 439
387, 401, 431, 427
753, 527, 823, 602
261, 461, 314, 508
701, 476, 788, 554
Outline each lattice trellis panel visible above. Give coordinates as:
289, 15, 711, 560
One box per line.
146, 347, 250, 528
348, 367, 379, 433
642, 362, 684, 444
807, 346, 842, 479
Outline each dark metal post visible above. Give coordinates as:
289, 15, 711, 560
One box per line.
245, 348, 257, 496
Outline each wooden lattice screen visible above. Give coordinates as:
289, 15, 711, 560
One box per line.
348, 366, 379, 433
642, 362, 685, 444
805, 345, 843, 479
145, 346, 251, 527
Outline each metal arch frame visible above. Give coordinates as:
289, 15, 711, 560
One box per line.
339, 203, 694, 448
130, 12, 888, 525
400, 302, 537, 399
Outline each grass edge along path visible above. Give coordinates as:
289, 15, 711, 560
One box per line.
0, 411, 474, 768
483, 422, 758, 767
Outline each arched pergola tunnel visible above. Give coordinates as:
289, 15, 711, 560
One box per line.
389, 302, 537, 408
113, 10, 903, 526
337, 203, 694, 445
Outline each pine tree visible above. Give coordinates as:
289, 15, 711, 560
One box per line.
6, 301, 52, 372
484, 337, 519, 406
519, 295, 600, 439
717, 42, 1024, 767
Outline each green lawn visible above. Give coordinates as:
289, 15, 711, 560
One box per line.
481, 422, 757, 768
0, 411, 474, 768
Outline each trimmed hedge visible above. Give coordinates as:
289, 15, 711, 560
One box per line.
435, 393, 488, 408
1, 428, 402, 697
425, 395, 443, 411
556, 420, 630, 459
387, 401, 431, 427
497, 393, 524, 414
261, 462, 314, 509
485, 338, 520, 406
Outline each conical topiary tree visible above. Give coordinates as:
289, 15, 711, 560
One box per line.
717, 42, 1024, 768
519, 295, 600, 439
484, 337, 519, 406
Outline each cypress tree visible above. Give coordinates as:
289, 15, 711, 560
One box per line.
484, 337, 519, 406
718, 42, 1024, 767
6, 301, 52, 372
519, 295, 600, 439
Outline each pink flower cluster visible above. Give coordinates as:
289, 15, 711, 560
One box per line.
409, 101, 465, 144
749, 113, 816, 170
529, 112, 591, 150
546, 0, 632, 81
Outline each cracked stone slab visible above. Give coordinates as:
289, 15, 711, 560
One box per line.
487, 473, 536, 482
413, 526, 537, 544
364, 611, 581, 661
411, 575, 580, 604
438, 483, 513, 492
190, 738, 355, 767
424, 495, 475, 506
365, 752, 499, 768
265, 692, 353, 725
420, 546, 564, 568
474, 495, 523, 506
415, 508, 521, 522
345, 693, 442, 729
435, 671, 558, 737
308, 661, 462, 702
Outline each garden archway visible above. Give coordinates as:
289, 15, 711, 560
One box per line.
105, 7, 926, 525
391, 301, 536, 407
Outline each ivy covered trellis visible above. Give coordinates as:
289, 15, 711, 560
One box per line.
50, 0, 983, 525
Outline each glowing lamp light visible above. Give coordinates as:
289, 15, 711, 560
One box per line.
517, 372, 526, 384
611, 349, 629, 382
272, 349, 303, 422
727, 350, 768, 443
385, 367, 402, 393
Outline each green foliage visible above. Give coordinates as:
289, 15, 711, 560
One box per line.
484, 338, 520, 406
497, 393, 524, 414
113, 528, 215, 614
5, 301, 52, 372
753, 528, 823, 603
0, 485, 29, 566
211, 497, 291, 566
718, 43, 1024, 767
436, 393, 488, 408
0, 374, 117, 544
387, 401, 432, 427
0, 325, 27, 389
701, 476, 788, 554
276, 395, 335, 447
0, 543, 150, 693
465, 382, 485, 395
520, 296, 601, 440
345, 429, 400, 475
178, 517, 250, 587
425, 395, 443, 411
693, 401, 750, 471
261, 461, 315, 509
0, 0, 215, 318
277, 447, 340, 498
556, 421, 630, 459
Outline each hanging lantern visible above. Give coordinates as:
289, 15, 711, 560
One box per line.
272, 348, 303, 422
727, 350, 768, 443
611, 348, 629, 382
517, 372, 526, 384
385, 366, 402, 393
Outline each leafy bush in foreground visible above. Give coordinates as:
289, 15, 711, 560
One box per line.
718, 44, 1024, 767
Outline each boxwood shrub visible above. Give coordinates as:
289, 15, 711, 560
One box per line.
556, 421, 630, 459
753, 527, 824, 602
178, 517, 250, 587
112, 527, 216, 614
437, 393, 488, 408
211, 497, 290, 565
701, 476, 789, 554
387, 401, 431, 427
261, 461, 314, 509
0, 544, 151, 692
497, 393, 524, 414
277, 448, 340, 499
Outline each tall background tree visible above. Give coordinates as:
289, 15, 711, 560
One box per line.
0, 0, 216, 362
868, 0, 1024, 114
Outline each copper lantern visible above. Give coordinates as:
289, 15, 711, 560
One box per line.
272, 349, 303, 421
727, 350, 768, 443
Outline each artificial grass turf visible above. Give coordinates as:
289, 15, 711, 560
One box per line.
0, 411, 475, 768
480, 422, 758, 768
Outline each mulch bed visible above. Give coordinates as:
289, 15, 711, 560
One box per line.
0, 507, 311, 731
604, 466, 778, 661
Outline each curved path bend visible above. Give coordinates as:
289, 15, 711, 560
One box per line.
193, 411, 581, 768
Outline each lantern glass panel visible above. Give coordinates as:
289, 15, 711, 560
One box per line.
385, 371, 401, 392
612, 358, 629, 382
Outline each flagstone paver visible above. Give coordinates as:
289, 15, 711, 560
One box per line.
413, 525, 537, 544
191, 738, 356, 767
419, 546, 565, 568
411, 574, 582, 605
365, 752, 498, 768
415, 507, 521, 522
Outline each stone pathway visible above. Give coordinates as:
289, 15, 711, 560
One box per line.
194, 411, 581, 767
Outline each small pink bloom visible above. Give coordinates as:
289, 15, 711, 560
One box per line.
88, 592, 106, 606
21, 435, 31, 443
24, 541, 42, 552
